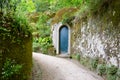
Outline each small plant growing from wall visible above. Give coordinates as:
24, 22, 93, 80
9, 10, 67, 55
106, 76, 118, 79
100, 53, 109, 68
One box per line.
90, 57, 99, 70
106, 65, 118, 80
97, 63, 106, 76
80, 57, 90, 67
2, 58, 22, 80
76, 53, 81, 61
116, 69, 120, 80
72, 53, 120, 80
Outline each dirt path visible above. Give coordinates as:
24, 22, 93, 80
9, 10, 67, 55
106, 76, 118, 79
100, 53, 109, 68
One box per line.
32, 52, 104, 80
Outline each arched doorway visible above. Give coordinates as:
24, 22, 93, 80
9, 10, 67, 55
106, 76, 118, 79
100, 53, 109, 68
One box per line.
59, 26, 68, 53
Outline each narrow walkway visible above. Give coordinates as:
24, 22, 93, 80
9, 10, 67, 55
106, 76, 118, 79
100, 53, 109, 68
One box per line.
33, 52, 104, 80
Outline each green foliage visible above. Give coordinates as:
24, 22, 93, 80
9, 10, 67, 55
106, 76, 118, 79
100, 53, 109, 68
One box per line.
0, 1, 33, 80
0, 0, 22, 18
0, 50, 2, 78
0, 0, 32, 40
90, 57, 99, 69
32, 12, 52, 53
38, 37, 52, 54
0, 12, 31, 45
2, 58, 22, 80
76, 53, 81, 61
34, 0, 50, 12
33, 40, 40, 52
107, 74, 117, 80
117, 69, 120, 80
1, 35, 32, 80
84, 0, 103, 11
97, 64, 119, 80
35, 14, 51, 37
33, 36, 52, 54
33, 0, 82, 12
14, 0, 35, 35
16, 0, 35, 13
116, 69, 120, 78
72, 53, 120, 80
49, 0, 83, 11
97, 64, 106, 76
107, 65, 118, 75
72, 54, 90, 67
81, 57, 90, 67
106, 65, 118, 80
76, 0, 113, 18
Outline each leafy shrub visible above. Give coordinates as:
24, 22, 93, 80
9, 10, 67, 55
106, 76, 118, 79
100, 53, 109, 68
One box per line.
2, 58, 22, 80
76, 53, 81, 61
32, 36, 52, 54
116, 69, 120, 80
31, 12, 52, 53
33, 42, 40, 52
80, 56, 90, 67
107, 65, 118, 75
33, 38, 40, 52
90, 57, 99, 69
38, 37, 52, 54
107, 74, 117, 80
106, 65, 118, 80
97, 64, 106, 76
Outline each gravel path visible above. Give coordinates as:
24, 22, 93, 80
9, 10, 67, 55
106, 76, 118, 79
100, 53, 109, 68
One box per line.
32, 57, 42, 80
32, 52, 104, 80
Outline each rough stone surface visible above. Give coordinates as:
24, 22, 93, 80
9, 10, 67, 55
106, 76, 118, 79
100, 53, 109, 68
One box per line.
72, 17, 120, 67
51, 0, 120, 69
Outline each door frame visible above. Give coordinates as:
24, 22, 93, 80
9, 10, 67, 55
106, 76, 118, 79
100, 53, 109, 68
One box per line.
57, 24, 71, 54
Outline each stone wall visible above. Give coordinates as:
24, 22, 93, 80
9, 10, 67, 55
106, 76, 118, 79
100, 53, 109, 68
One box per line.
51, 0, 120, 67
0, 35, 32, 80
52, 22, 71, 54
71, 0, 120, 66
0, 12, 32, 79
72, 16, 120, 67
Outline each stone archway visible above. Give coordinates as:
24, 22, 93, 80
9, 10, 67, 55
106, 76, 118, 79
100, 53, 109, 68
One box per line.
57, 24, 71, 54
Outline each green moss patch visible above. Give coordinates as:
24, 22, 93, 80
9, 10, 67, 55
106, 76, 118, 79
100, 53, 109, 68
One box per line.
0, 11, 32, 80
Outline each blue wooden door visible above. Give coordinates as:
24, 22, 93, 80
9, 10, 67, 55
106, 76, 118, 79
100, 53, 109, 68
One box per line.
59, 26, 68, 53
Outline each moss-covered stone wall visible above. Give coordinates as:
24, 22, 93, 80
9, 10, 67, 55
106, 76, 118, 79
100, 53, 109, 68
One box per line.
72, 0, 120, 67
0, 12, 32, 80
0, 36, 32, 80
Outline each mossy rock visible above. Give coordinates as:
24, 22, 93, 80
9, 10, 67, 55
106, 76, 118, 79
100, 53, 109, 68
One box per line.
0, 11, 32, 80
52, 7, 78, 24
0, 50, 2, 79
1, 35, 32, 80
